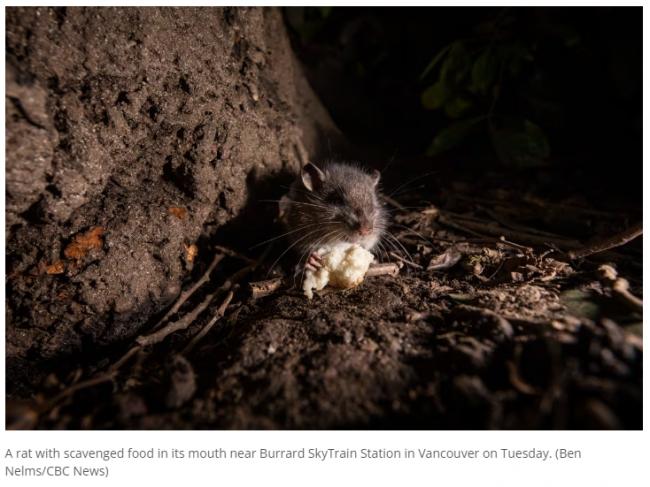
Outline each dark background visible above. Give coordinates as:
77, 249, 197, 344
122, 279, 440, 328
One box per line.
286, 7, 641, 206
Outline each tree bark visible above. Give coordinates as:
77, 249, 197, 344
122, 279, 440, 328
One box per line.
5, 7, 337, 367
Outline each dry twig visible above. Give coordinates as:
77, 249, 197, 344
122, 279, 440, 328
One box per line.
612, 279, 643, 313
598, 264, 643, 313
137, 290, 220, 347
499, 236, 533, 253
366, 262, 400, 277
389, 251, 423, 269
183, 290, 235, 354
439, 213, 582, 249
96, 254, 260, 382
137, 263, 255, 347
151, 252, 225, 331
568, 223, 642, 260
381, 194, 407, 211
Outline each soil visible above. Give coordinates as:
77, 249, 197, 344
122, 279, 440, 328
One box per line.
5, 8, 642, 430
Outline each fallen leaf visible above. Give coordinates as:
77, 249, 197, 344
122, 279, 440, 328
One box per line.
428, 246, 462, 271
511, 271, 524, 282
64, 227, 104, 261
45, 261, 65, 275
185, 243, 198, 263
169, 207, 188, 219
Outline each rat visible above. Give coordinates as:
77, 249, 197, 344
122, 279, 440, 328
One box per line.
279, 161, 387, 272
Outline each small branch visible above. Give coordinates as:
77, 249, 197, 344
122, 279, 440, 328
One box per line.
366, 262, 400, 277
598, 264, 642, 313
108, 345, 141, 372
478, 205, 571, 240
437, 214, 490, 239
611, 278, 643, 313
137, 290, 220, 347
151, 252, 225, 331
137, 258, 257, 348
381, 194, 407, 211
438, 213, 582, 249
183, 291, 234, 354
523, 194, 634, 219
395, 236, 425, 246
498, 236, 533, 253
389, 251, 423, 270
568, 223, 642, 260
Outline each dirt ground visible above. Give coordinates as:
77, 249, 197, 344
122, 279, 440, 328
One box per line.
7, 163, 643, 430
5, 8, 642, 430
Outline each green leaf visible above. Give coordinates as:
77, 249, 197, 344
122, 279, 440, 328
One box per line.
491, 119, 550, 167
470, 48, 498, 95
421, 81, 448, 110
503, 44, 533, 76
444, 95, 473, 119
420, 43, 453, 81
440, 42, 471, 86
426, 116, 484, 157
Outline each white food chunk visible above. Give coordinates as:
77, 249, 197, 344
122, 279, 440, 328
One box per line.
302, 242, 375, 299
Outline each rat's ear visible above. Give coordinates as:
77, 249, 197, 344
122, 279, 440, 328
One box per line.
301, 163, 326, 192
370, 169, 381, 187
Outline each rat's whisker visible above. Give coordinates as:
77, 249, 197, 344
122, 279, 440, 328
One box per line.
391, 223, 435, 246
265, 228, 326, 276
385, 171, 437, 198
383, 231, 414, 260
380, 234, 402, 256
251, 223, 326, 248
259, 199, 331, 211
375, 239, 390, 263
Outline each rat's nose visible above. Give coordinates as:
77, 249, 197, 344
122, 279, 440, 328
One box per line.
358, 225, 373, 236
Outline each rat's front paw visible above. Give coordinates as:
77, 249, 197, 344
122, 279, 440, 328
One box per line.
305, 252, 323, 272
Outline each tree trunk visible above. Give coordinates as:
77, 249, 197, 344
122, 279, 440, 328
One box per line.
5, 7, 336, 370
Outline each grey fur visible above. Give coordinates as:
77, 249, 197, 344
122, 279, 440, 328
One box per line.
282, 161, 387, 267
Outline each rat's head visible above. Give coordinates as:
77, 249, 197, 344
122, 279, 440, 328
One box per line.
300, 162, 386, 250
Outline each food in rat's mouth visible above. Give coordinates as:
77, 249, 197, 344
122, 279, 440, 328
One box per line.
302, 242, 375, 299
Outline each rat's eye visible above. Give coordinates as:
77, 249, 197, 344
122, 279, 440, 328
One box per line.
324, 191, 344, 205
